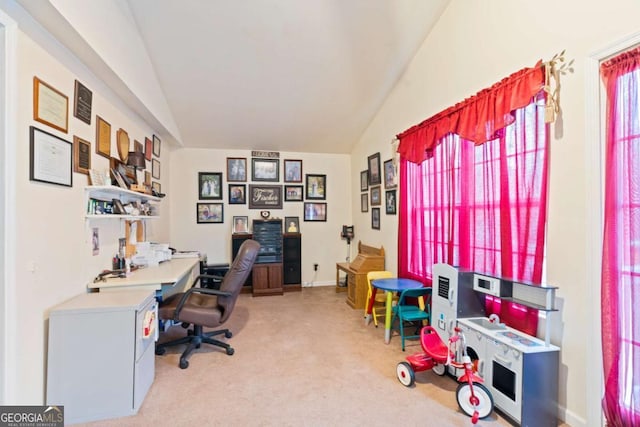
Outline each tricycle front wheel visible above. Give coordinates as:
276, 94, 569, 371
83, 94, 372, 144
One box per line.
396, 362, 415, 387
456, 382, 493, 421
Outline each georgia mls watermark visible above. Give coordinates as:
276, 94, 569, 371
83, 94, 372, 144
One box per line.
0, 406, 63, 427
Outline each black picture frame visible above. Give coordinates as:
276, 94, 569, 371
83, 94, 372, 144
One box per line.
304, 202, 327, 222
384, 159, 397, 189
284, 185, 304, 201
248, 185, 282, 209
284, 159, 303, 182
199, 172, 223, 200
285, 216, 300, 233
385, 190, 397, 215
251, 158, 279, 182
152, 181, 161, 194
229, 184, 246, 204
197, 203, 224, 224
73, 135, 91, 175
73, 79, 92, 125
370, 186, 381, 206
152, 158, 160, 179
29, 126, 72, 187
305, 174, 326, 200
152, 134, 161, 157
372, 207, 380, 230
361, 193, 369, 212
360, 170, 369, 191
232, 215, 249, 233
368, 152, 381, 185
227, 157, 247, 182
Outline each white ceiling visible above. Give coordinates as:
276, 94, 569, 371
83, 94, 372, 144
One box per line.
124, 0, 450, 154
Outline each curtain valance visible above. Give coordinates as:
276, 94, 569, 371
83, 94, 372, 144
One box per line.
397, 61, 545, 164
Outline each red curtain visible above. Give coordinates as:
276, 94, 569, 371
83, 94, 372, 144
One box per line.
600, 46, 640, 427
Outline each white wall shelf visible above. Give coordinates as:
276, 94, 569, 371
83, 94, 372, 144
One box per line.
85, 186, 162, 220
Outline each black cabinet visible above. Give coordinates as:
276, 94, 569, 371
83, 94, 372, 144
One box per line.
283, 233, 301, 291
252, 219, 283, 263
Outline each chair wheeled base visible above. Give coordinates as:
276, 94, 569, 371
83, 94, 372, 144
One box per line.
155, 324, 234, 369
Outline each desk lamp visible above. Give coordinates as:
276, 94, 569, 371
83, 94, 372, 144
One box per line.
127, 151, 146, 191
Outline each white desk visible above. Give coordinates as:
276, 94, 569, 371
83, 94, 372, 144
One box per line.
88, 258, 200, 300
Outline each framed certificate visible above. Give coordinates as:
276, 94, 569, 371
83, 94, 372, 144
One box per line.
33, 77, 68, 133
30, 126, 72, 187
96, 115, 111, 158
73, 79, 92, 125
73, 136, 91, 175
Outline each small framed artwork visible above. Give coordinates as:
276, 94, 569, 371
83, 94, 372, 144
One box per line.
285, 216, 300, 233
284, 185, 304, 201
73, 79, 92, 125
29, 126, 72, 187
134, 140, 143, 154
361, 193, 369, 212
152, 159, 160, 179
368, 152, 381, 185
306, 174, 326, 200
385, 190, 397, 215
152, 181, 161, 194
360, 170, 369, 191
199, 172, 223, 200
33, 77, 68, 133
229, 184, 246, 204
370, 186, 381, 206
144, 171, 151, 186
96, 115, 111, 158
252, 158, 279, 181
227, 157, 247, 182
284, 159, 303, 182
384, 159, 397, 189
197, 203, 224, 224
73, 135, 91, 175
145, 137, 152, 161
372, 207, 380, 230
232, 216, 249, 233
304, 202, 327, 222
248, 185, 282, 209
152, 134, 161, 157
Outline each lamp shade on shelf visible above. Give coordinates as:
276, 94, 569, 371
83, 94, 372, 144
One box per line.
127, 151, 146, 170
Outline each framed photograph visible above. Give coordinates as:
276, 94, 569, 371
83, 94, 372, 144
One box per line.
29, 126, 72, 187
252, 158, 279, 181
304, 202, 327, 222
144, 171, 151, 186
152, 158, 160, 179
33, 77, 68, 133
232, 216, 249, 233
111, 168, 128, 189
361, 193, 369, 212
145, 137, 152, 161
360, 170, 369, 191
384, 159, 397, 189
112, 198, 125, 214
306, 174, 326, 200
248, 185, 282, 209
152, 181, 161, 194
372, 207, 380, 230
197, 203, 224, 224
285, 216, 300, 233
284, 185, 304, 202
95, 115, 111, 158
73, 80, 92, 125
368, 152, 381, 185
385, 190, 397, 215
199, 172, 223, 200
227, 157, 247, 182
284, 159, 303, 182
229, 184, 246, 204
152, 134, 161, 157
73, 135, 91, 175
370, 186, 381, 206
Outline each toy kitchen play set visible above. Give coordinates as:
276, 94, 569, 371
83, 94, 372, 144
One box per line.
431, 263, 560, 427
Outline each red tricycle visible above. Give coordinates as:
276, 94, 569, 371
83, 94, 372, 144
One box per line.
396, 325, 494, 424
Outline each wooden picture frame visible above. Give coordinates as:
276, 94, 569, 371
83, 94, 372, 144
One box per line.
248, 185, 282, 209
232, 216, 249, 233
372, 207, 380, 230
370, 186, 381, 206
152, 181, 161, 194
73, 79, 92, 125
152, 159, 160, 179
30, 126, 72, 187
284, 159, 303, 182
368, 152, 381, 185
33, 77, 68, 133
152, 134, 161, 157
384, 159, 397, 189
198, 172, 223, 200
285, 216, 300, 233
385, 190, 397, 215
361, 193, 369, 212
305, 174, 326, 200
197, 203, 223, 224
360, 170, 369, 191
227, 157, 247, 182
304, 202, 327, 222
284, 185, 304, 202
73, 135, 91, 175
228, 184, 246, 204
96, 115, 111, 158
144, 137, 152, 161
116, 128, 130, 163
251, 158, 279, 182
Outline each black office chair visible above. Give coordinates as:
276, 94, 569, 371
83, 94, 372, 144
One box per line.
155, 239, 260, 369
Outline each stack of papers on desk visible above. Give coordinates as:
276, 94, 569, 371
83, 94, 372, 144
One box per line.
172, 251, 201, 259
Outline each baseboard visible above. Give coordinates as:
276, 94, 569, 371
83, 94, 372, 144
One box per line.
302, 280, 334, 288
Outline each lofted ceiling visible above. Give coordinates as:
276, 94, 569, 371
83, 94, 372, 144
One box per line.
125, 0, 450, 154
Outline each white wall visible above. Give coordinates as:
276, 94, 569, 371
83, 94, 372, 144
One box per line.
350, 1, 640, 426
170, 149, 352, 285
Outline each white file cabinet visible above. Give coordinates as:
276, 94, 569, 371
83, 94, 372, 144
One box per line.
46, 290, 157, 424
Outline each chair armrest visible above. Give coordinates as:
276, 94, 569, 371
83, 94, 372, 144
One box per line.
172, 287, 232, 320
188, 273, 225, 289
